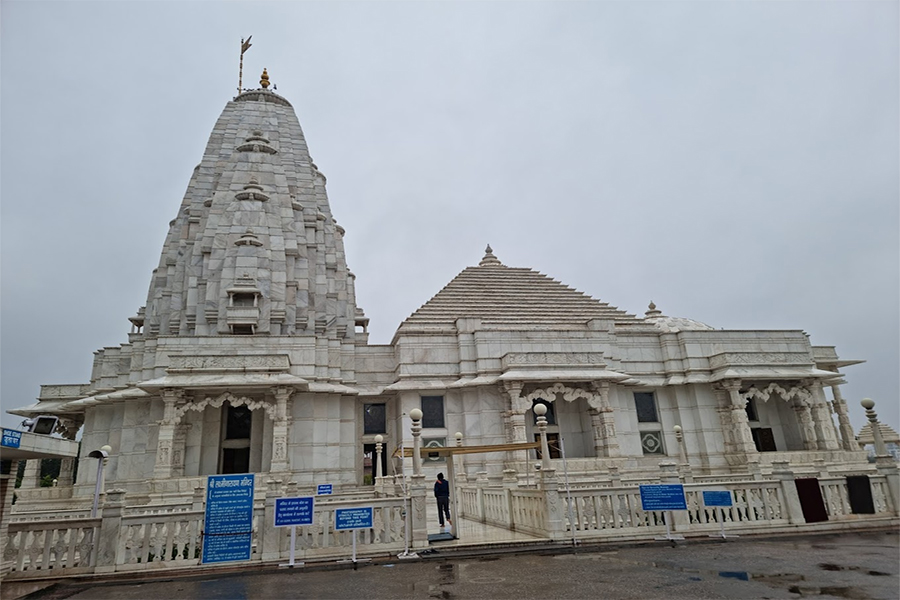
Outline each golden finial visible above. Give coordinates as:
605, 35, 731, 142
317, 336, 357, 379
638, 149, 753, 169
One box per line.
260, 68, 270, 89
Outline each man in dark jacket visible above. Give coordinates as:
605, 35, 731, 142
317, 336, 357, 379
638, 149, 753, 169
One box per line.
434, 472, 451, 530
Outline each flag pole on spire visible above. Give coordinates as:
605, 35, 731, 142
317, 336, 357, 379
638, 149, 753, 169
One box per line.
238, 36, 252, 95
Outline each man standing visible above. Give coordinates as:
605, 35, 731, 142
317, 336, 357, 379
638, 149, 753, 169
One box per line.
434, 472, 451, 532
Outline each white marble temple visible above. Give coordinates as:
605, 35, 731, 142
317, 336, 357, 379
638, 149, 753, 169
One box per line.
8, 76, 872, 512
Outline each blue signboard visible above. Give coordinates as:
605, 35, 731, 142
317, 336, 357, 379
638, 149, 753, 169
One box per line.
1, 429, 22, 449
202, 474, 255, 564
275, 496, 315, 527
702, 490, 733, 508
317, 484, 333, 495
335, 507, 374, 531
639, 484, 687, 511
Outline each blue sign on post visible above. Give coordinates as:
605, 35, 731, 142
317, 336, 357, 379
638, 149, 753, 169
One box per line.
1, 429, 22, 449
702, 490, 733, 508
275, 496, 315, 527
639, 484, 687, 511
335, 507, 374, 530
317, 484, 333, 495
202, 474, 255, 564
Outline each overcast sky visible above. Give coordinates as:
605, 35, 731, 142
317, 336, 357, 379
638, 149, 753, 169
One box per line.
2, 1, 898, 436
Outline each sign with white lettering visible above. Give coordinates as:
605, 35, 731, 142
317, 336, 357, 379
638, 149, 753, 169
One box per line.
335, 507, 374, 531
317, 484, 333, 495
1, 429, 21, 449
275, 496, 315, 527
639, 484, 687, 511
702, 490, 733, 508
202, 474, 255, 564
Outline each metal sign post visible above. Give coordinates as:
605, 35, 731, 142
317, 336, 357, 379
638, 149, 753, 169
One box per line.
274, 496, 314, 567
335, 507, 374, 565
702, 490, 738, 540
639, 484, 687, 542
559, 436, 577, 547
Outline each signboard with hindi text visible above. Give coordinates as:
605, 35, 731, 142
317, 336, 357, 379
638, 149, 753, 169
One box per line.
1, 429, 21, 449
275, 496, 315, 527
202, 474, 255, 564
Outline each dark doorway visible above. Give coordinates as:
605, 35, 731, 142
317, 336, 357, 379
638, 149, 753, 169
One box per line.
751, 428, 777, 452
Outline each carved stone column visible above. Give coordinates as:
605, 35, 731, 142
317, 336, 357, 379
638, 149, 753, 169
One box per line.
20, 459, 42, 490
807, 381, 839, 451
713, 387, 737, 455
153, 388, 184, 480
270, 387, 294, 473
829, 382, 856, 451
722, 380, 757, 456
502, 381, 530, 464
588, 381, 619, 457
793, 397, 819, 451
56, 417, 82, 487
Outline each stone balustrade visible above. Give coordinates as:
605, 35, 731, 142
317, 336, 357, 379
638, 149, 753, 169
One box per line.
3, 464, 897, 581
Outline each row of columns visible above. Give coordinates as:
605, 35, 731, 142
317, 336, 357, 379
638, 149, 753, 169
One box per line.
153, 386, 295, 480
718, 378, 851, 458
501, 381, 620, 463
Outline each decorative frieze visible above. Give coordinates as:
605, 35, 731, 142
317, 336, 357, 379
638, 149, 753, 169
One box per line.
502, 352, 606, 370
167, 354, 290, 372
709, 352, 812, 369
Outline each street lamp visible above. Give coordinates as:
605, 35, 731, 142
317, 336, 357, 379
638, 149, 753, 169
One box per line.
88, 444, 112, 517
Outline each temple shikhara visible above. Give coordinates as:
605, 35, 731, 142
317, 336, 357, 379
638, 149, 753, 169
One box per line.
9, 70, 878, 514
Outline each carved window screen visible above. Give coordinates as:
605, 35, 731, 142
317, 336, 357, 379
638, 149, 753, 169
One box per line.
634, 392, 658, 423
421, 396, 445, 429
364, 403, 386, 434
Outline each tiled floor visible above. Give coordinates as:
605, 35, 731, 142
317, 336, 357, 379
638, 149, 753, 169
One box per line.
425, 500, 545, 548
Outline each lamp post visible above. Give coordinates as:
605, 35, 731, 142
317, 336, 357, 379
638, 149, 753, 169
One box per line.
88, 444, 112, 517
454, 431, 464, 481
409, 408, 423, 476
673, 425, 693, 482
374, 434, 384, 488
861, 399, 889, 461
673, 425, 687, 464
534, 403, 552, 471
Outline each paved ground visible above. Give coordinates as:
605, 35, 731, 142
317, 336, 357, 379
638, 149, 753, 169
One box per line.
16, 530, 900, 600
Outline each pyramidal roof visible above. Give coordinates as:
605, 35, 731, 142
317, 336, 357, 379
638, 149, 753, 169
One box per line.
398, 246, 638, 331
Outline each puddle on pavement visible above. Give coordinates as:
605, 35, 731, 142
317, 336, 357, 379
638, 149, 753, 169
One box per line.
788, 585, 868, 599
718, 571, 749, 581
818, 563, 892, 576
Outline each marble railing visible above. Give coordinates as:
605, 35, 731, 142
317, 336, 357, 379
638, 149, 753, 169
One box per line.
683, 482, 787, 529
4, 518, 99, 575
818, 475, 894, 518
4, 492, 418, 578
116, 510, 208, 568
458, 486, 547, 534
566, 488, 666, 534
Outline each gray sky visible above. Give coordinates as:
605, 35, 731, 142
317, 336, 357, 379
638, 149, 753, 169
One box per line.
2, 1, 898, 436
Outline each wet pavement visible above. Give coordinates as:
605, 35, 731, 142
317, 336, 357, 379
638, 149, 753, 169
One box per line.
17, 530, 900, 600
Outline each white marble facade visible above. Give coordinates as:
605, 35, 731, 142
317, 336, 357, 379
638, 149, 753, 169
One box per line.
10, 80, 868, 507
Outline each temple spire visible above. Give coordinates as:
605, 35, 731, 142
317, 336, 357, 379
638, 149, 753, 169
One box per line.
479, 244, 502, 267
